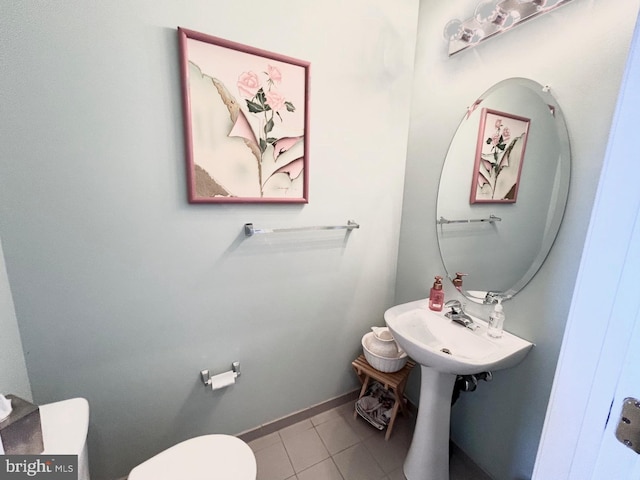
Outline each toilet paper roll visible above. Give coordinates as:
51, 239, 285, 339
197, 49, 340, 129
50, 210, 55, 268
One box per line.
210, 371, 237, 391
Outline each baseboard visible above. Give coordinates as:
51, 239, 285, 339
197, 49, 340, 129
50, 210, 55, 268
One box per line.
237, 389, 360, 443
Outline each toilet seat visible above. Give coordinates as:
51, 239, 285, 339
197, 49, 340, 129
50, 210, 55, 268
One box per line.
128, 434, 256, 480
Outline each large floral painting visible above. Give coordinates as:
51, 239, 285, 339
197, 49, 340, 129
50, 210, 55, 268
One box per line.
178, 28, 310, 203
470, 108, 530, 204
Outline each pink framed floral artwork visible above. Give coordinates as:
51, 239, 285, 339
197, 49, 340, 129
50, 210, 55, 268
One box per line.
178, 28, 310, 203
470, 108, 530, 204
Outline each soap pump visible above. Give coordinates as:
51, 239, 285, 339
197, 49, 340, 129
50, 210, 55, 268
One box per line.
452, 272, 467, 291
429, 276, 445, 312
487, 299, 505, 338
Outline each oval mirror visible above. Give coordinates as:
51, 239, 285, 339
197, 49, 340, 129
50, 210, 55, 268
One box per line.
436, 78, 570, 304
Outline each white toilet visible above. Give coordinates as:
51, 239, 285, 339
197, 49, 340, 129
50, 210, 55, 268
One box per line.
128, 434, 257, 480
39, 397, 91, 480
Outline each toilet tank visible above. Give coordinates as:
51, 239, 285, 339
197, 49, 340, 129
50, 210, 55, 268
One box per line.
39, 398, 90, 480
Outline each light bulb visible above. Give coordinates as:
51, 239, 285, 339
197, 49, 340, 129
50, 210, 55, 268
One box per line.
474, 0, 498, 23
443, 19, 463, 41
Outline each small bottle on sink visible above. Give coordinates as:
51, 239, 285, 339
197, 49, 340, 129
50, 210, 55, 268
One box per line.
429, 276, 445, 312
487, 299, 505, 338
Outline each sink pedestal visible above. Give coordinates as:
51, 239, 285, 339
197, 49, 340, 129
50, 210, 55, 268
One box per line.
404, 366, 456, 480
385, 300, 534, 479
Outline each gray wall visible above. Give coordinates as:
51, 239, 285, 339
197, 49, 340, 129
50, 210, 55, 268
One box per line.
0, 1, 418, 478
397, 1, 640, 479
0, 237, 32, 402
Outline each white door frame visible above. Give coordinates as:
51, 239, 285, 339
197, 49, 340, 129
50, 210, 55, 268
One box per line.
533, 9, 640, 479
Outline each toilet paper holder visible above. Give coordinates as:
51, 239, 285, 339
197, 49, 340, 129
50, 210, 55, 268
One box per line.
201, 362, 241, 387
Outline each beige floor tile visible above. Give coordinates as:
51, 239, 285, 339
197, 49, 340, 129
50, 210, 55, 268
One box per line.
363, 432, 409, 474
246, 399, 491, 480
386, 467, 407, 480
279, 419, 314, 442
255, 441, 295, 480
281, 426, 331, 473
296, 458, 344, 480
335, 401, 356, 418
450, 449, 493, 480
250, 431, 282, 452
311, 406, 343, 426
315, 416, 361, 455
333, 443, 386, 480
388, 414, 415, 446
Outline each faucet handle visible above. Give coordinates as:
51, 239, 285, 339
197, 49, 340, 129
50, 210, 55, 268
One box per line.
484, 292, 504, 304
444, 299, 462, 312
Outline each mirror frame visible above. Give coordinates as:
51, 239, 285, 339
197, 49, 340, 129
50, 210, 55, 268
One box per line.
436, 78, 571, 304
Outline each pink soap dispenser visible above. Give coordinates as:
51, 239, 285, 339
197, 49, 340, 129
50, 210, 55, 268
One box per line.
429, 276, 445, 312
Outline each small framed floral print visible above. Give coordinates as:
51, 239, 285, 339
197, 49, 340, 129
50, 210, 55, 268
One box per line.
178, 28, 310, 203
470, 108, 530, 204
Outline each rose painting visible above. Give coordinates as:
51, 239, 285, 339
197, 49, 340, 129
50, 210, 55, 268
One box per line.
470, 108, 530, 204
178, 28, 310, 203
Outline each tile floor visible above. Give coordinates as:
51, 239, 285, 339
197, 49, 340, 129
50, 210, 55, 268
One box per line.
247, 400, 492, 480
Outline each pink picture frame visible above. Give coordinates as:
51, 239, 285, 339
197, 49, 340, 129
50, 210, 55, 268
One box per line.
178, 28, 310, 204
470, 108, 530, 204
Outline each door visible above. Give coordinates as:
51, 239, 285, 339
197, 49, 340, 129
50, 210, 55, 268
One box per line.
591, 288, 640, 478
533, 8, 640, 480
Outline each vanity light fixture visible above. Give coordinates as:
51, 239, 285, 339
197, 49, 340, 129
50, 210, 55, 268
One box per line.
445, 0, 574, 56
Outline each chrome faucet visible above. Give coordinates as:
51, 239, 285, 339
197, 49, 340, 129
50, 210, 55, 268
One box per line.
444, 300, 478, 331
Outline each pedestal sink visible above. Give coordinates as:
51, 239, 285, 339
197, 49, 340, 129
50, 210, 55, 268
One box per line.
384, 299, 533, 480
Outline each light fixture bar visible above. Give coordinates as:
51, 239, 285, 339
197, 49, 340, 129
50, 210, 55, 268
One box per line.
447, 0, 574, 56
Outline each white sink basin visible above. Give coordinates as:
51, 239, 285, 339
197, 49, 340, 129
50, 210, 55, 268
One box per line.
384, 299, 533, 480
384, 299, 533, 375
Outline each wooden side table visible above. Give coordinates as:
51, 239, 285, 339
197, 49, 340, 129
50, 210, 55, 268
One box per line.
351, 354, 416, 440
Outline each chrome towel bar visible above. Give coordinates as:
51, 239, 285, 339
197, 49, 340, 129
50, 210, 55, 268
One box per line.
437, 215, 501, 225
244, 220, 360, 237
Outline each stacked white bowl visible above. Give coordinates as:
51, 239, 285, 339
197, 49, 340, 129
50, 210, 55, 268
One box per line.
361, 327, 408, 373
